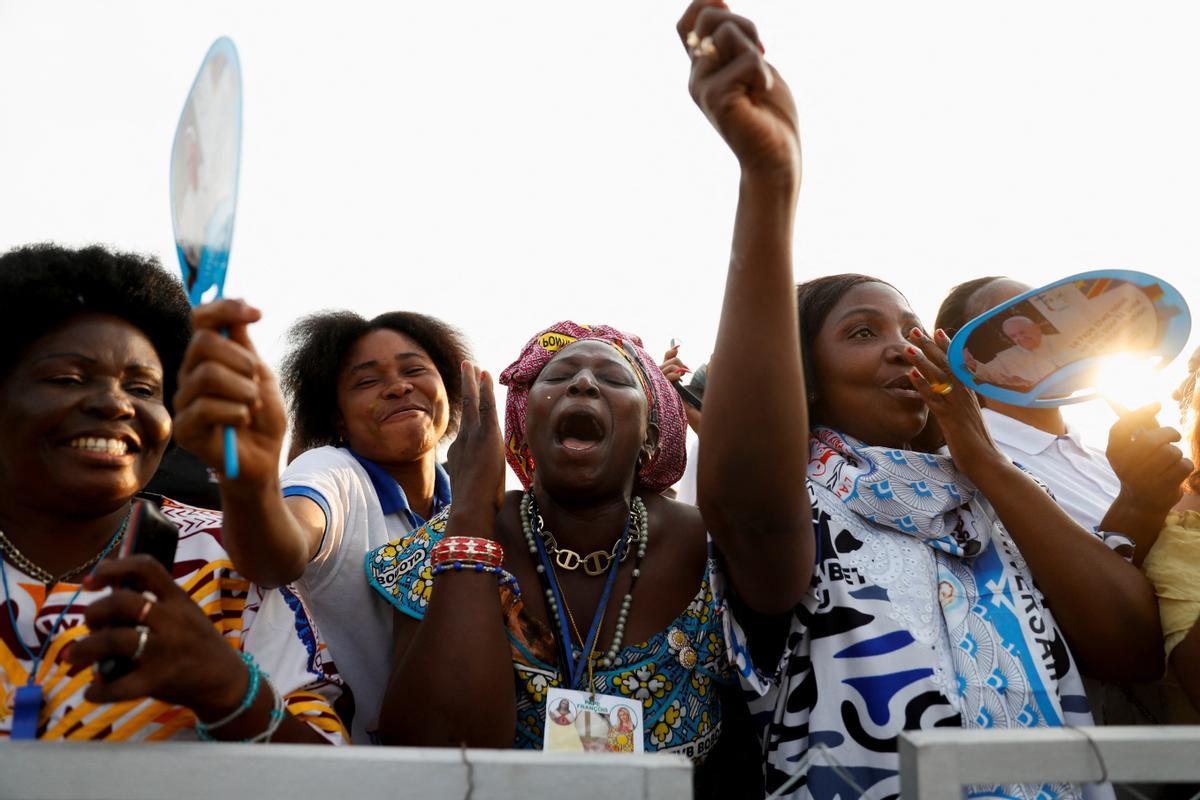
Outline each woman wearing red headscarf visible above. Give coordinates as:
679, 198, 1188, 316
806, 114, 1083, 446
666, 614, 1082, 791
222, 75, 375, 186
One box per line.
366, 324, 731, 761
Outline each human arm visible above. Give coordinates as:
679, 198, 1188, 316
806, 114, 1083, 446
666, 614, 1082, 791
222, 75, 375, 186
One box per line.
68, 556, 337, 743
679, 1, 813, 613
1098, 404, 1193, 564
375, 365, 515, 747
906, 328, 1164, 681
173, 299, 325, 587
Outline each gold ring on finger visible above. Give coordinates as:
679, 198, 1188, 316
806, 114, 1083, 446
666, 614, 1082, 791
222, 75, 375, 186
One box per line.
931, 382, 953, 396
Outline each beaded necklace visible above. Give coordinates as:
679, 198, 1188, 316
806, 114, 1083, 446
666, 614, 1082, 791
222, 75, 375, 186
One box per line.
520, 493, 649, 684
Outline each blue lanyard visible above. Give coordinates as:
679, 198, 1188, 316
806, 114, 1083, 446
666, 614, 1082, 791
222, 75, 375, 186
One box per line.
530, 506, 630, 691
1, 568, 89, 685
1, 511, 130, 738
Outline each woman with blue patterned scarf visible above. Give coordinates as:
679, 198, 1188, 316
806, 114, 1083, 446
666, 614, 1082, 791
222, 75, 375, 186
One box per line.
700, 207, 1167, 800
685, 4, 1167, 798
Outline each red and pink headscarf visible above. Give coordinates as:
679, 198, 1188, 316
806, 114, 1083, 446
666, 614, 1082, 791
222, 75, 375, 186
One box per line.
499, 321, 688, 492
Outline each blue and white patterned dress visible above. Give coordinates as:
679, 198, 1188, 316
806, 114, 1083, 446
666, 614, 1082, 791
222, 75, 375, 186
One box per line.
723, 430, 1107, 800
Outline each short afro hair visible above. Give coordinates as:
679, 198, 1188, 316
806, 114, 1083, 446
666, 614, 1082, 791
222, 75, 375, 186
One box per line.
0, 243, 192, 411
281, 310, 472, 457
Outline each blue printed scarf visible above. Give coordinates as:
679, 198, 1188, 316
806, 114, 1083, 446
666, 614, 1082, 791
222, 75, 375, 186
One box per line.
808, 427, 1093, 752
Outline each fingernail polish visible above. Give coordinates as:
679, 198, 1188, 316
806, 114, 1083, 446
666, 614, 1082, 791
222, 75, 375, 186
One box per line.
906, 346, 919, 356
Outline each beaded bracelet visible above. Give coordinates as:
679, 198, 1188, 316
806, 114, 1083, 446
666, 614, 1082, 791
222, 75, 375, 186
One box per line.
431, 536, 504, 569
431, 561, 522, 598
431, 553, 501, 571
244, 679, 286, 744
196, 654, 288, 743
195, 652, 260, 740
431, 536, 504, 564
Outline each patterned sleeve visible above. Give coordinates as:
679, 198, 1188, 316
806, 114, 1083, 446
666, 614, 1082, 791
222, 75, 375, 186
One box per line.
365, 507, 451, 621
156, 497, 350, 744
717, 483, 832, 699
280, 447, 369, 581
712, 549, 801, 699
241, 584, 350, 744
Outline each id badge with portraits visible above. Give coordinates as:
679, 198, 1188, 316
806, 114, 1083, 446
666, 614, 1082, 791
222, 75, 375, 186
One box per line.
543, 687, 644, 755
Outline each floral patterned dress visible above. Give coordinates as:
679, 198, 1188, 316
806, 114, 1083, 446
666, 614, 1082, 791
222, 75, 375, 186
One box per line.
365, 508, 731, 762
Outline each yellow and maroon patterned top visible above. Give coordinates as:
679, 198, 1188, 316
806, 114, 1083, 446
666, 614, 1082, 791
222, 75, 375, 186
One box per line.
0, 497, 348, 743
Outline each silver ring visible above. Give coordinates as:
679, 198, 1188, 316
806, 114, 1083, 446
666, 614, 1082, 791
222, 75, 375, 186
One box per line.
131, 624, 151, 661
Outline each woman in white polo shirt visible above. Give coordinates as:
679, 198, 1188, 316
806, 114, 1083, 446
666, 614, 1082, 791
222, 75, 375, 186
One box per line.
174, 303, 469, 743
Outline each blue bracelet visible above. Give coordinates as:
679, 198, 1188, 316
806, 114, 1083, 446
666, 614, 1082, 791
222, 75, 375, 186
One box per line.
431, 561, 522, 598
195, 652, 260, 741
244, 679, 287, 744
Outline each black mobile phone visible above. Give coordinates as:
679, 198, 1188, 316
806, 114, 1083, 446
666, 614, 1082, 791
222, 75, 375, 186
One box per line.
672, 381, 703, 412
96, 499, 180, 682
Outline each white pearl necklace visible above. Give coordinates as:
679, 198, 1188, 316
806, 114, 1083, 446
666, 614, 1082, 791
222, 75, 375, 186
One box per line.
520, 492, 649, 670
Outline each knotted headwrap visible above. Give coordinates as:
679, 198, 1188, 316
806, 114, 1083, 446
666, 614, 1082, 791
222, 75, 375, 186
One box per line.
499, 321, 687, 492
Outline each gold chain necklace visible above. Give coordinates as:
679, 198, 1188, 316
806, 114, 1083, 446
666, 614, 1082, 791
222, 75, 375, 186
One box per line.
0, 521, 130, 586
535, 505, 647, 577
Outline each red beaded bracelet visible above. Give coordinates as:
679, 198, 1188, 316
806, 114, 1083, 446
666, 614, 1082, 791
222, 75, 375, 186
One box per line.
430, 536, 505, 569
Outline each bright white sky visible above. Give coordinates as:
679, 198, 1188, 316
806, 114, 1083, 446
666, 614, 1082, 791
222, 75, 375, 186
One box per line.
3, 0, 1199, 463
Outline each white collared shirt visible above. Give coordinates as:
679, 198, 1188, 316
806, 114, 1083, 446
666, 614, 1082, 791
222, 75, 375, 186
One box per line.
981, 408, 1121, 531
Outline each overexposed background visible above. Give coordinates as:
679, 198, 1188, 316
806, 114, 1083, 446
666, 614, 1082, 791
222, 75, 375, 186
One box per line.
2, 0, 1198, 471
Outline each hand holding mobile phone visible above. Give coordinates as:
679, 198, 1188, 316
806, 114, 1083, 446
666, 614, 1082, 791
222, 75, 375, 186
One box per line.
95, 500, 180, 683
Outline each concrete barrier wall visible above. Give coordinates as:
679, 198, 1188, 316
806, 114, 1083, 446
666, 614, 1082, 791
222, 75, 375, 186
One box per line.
0, 742, 693, 800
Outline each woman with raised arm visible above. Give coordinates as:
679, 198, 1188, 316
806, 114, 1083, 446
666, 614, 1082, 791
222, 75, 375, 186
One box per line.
174, 307, 469, 743
356, 5, 794, 785
0, 244, 345, 744
685, 3, 1164, 799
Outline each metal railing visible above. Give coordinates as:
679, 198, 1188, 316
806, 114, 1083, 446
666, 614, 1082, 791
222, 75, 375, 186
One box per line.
12, 727, 1199, 799
0, 742, 692, 800
899, 726, 1200, 800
